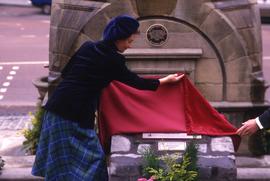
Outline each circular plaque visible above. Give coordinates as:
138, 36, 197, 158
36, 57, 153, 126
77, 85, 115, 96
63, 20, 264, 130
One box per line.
146, 24, 168, 46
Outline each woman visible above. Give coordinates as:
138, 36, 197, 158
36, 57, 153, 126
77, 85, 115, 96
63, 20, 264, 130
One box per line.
32, 15, 183, 181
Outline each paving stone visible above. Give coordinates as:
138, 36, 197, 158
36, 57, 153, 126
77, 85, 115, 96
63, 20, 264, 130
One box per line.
0, 116, 31, 130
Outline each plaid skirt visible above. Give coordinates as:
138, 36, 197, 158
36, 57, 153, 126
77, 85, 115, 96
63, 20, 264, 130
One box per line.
32, 111, 108, 181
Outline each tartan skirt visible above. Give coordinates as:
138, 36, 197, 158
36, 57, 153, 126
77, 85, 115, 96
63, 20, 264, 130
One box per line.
32, 111, 108, 181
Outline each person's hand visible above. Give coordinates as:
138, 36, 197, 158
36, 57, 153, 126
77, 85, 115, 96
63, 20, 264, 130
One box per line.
159, 74, 184, 85
236, 119, 259, 136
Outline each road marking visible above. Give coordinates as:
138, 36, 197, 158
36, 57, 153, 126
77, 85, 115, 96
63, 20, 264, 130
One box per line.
264, 56, 270, 60
20, 27, 25, 31
0, 95, 3, 100
41, 20, 50, 24
0, 61, 48, 65
0, 88, 7, 93
0, 66, 3, 70
12, 66, 19, 70
21, 35, 36, 38
6, 76, 13, 80
16, 23, 21, 26
9, 71, 16, 75
2, 82, 10, 87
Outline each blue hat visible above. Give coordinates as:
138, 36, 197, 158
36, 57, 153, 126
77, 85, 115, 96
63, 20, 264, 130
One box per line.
103, 15, 139, 42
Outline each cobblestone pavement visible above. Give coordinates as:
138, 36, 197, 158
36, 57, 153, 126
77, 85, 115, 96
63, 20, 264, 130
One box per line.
0, 115, 31, 130
0, 113, 32, 156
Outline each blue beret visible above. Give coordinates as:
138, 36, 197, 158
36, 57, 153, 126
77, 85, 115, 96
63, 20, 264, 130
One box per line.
103, 15, 139, 42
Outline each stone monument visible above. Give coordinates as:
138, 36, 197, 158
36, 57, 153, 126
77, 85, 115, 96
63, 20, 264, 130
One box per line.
47, 0, 268, 180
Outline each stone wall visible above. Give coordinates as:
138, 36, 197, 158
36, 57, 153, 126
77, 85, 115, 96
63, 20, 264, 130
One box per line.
49, 0, 266, 104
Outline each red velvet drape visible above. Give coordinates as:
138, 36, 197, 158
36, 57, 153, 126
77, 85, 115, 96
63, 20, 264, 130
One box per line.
98, 75, 240, 152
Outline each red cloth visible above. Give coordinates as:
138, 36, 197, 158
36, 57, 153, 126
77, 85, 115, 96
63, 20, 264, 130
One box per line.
98, 75, 240, 152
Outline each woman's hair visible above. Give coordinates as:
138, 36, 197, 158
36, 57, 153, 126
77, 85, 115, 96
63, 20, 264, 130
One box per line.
103, 15, 139, 42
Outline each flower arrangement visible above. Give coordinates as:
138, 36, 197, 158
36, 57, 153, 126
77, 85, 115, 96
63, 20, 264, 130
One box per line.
22, 106, 44, 154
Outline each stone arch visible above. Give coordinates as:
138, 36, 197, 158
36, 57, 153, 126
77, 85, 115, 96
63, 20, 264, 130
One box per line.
50, 0, 261, 102
137, 15, 227, 101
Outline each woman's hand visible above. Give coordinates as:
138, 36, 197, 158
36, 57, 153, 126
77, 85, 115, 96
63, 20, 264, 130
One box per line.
159, 74, 184, 85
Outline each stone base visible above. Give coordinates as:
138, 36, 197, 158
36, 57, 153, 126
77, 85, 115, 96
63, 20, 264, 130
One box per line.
109, 134, 236, 181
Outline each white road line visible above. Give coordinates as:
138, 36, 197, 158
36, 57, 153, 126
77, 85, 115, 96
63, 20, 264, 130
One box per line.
0, 95, 3, 100
264, 56, 270, 60
6, 76, 13, 80
0, 61, 48, 65
9, 71, 16, 75
41, 20, 50, 24
0, 88, 7, 93
0, 66, 3, 70
21, 35, 36, 38
12, 66, 20, 70
2, 82, 10, 87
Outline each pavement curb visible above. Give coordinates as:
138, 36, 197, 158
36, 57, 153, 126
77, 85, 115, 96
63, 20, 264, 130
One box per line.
0, 156, 43, 180
0, 167, 43, 181
0, 105, 37, 116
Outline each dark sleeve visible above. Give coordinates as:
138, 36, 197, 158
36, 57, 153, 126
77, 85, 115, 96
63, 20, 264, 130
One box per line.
61, 42, 90, 79
61, 55, 76, 79
113, 58, 160, 91
259, 108, 270, 129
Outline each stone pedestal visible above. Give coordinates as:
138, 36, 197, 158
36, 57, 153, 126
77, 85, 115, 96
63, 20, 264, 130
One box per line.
109, 133, 236, 181
43, 1, 270, 180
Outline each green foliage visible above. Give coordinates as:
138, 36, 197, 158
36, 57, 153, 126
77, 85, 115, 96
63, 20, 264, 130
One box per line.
23, 106, 45, 155
141, 142, 199, 181
183, 141, 198, 180
248, 130, 268, 156
146, 153, 198, 181
265, 130, 270, 153
0, 156, 4, 170
141, 147, 160, 178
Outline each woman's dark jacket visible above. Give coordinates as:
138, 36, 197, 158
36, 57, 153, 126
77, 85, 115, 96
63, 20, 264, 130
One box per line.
44, 41, 160, 129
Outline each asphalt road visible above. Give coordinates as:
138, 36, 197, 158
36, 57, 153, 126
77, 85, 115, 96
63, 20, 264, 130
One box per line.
0, 5, 48, 107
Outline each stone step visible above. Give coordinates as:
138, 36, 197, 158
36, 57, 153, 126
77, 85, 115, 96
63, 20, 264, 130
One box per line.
237, 168, 270, 181
0, 167, 43, 181
0, 131, 28, 156
1, 156, 34, 168
0, 156, 43, 181
236, 156, 270, 181
2, 167, 270, 181
1, 156, 270, 181
236, 155, 270, 168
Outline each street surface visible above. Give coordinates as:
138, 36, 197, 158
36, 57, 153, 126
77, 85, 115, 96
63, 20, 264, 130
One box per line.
0, 5, 48, 108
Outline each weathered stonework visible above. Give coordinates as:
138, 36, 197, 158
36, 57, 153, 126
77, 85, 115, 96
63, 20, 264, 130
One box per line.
109, 134, 237, 181
48, 0, 269, 171
111, 135, 131, 153
49, 0, 267, 105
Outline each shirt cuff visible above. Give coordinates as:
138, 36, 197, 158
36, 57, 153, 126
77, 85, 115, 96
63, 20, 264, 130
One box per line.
255, 117, 264, 129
